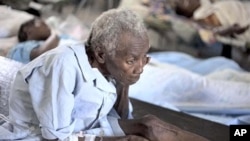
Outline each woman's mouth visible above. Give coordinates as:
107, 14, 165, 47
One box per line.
129, 75, 140, 83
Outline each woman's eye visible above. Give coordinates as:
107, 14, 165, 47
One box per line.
142, 55, 149, 64
127, 59, 135, 65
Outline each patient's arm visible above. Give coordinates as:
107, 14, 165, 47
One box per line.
30, 31, 59, 60
214, 24, 249, 36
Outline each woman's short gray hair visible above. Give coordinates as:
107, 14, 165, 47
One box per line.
86, 8, 148, 57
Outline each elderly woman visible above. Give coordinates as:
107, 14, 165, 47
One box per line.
0, 9, 208, 141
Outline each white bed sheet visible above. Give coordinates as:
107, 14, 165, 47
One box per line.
129, 51, 250, 125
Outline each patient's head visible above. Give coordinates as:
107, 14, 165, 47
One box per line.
86, 9, 150, 85
174, 0, 201, 18
18, 18, 51, 42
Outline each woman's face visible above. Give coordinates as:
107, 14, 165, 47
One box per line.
104, 32, 150, 85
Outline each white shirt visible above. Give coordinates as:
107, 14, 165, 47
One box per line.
0, 43, 129, 140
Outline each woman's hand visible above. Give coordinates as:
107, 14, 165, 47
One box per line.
142, 115, 209, 141
119, 115, 209, 141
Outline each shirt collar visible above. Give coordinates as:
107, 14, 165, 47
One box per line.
92, 68, 116, 94
68, 43, 96, 82
69, 43, 116, 94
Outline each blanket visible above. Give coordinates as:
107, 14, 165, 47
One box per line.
0, 56, 23, 116
193, 0, 250, 47
130, 52, 250, 124
0, 5, 34, 38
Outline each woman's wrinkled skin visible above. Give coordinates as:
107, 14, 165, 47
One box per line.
90, 32, 150, 86
104, 32, 150, 86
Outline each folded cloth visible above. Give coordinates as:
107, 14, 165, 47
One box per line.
193, 0, 250, 46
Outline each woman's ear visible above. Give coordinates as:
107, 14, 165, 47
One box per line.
94, 46, 105, 64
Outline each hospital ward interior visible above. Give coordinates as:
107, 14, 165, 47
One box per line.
1, 0, 250, 141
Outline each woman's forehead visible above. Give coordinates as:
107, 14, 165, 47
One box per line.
115, 40, 149, 57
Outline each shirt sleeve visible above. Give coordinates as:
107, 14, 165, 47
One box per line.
81, 108, 126, 137
7, 40, 43, 64
107, 100, 134, 135
107, 116, 125, 136
25, 55, 77, 140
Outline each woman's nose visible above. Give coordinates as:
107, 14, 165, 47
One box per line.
134, 61, 144, 74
